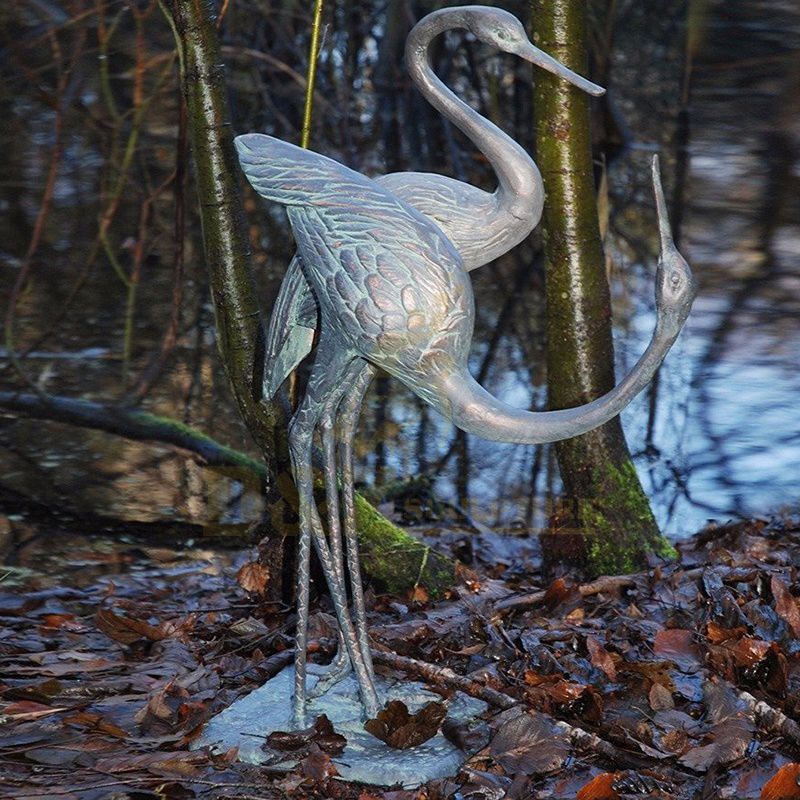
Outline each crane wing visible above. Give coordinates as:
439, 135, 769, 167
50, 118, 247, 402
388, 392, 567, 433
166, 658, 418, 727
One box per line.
262, 255, 317, 400
260, 173, 462, 399
237, 134, 471, 397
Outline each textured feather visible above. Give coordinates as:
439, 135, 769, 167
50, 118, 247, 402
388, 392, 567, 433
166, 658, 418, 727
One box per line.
238, 135, 487, 399
235, 133, 474, 403
262, 254, 316, 400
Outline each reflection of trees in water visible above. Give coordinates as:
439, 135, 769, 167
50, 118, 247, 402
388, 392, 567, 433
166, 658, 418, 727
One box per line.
1, 0, 798, 533
684, 9, 800, 522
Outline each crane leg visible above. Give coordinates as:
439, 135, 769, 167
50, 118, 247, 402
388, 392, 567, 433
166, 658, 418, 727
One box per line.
307, 370, 357, 699
337, 362, 377, 678
308, 360, 376, 697
288, 345, 380, 724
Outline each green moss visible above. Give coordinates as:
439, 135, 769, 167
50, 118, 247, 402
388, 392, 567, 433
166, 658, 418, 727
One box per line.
353, 493, 455, 598
131, 410, 455, 595
580, 462, 677, 576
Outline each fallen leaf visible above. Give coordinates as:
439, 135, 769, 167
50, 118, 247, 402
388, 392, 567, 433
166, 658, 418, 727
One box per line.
653, 629, 702, 671
134, 680, 197, 734
408, 584, 429, 604
576, 772, 620, 800
95, 607, 163, 644
761, 762, 800, 800
707, 620, 747, 644
543, 577, 573, 610
587, 636, 618, 681
442, 715, 490, 754
364, 699, 445, 749
267, 714, 346, 756
660, 728, 689, 754
39, 613, 80, 630
731, 637, 772, 668
63, 711, 128, 739
2, 701, 67, 721
490, 709, 570, 775
649, 683, 675, 711
236, 561, 269, 594
772, 577, 800, 638
301, 743, 338, 783
679, 680, 753, 772
94, 751, 207, 776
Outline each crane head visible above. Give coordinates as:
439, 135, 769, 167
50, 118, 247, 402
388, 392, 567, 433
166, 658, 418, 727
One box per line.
651, 155, 697, 336
462, 6, 605, 97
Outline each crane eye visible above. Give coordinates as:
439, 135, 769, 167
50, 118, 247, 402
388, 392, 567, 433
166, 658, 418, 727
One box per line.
670, 272, 681, 288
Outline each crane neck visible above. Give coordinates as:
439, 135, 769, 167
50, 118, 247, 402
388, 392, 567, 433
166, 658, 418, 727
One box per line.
424, 318, 678, 445
405, 10, 541, 222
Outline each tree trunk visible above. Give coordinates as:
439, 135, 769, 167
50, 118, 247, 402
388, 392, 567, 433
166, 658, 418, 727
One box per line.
166, 0, 455, 596
170, 0, 297, 597
531, 0, 676, 575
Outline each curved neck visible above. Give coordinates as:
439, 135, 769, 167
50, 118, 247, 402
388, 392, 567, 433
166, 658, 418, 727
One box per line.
405, 10, 541, 220
432, 320, 678, 445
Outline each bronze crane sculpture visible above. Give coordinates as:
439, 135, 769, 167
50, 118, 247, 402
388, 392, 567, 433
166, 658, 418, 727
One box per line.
261, 5, 604, 398
236, 6, 696, 726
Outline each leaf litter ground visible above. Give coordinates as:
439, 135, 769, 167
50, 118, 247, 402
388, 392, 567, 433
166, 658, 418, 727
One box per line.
1, 515, 800, 799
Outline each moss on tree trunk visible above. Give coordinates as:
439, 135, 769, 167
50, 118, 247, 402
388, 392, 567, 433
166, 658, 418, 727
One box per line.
531, 0, 675, 575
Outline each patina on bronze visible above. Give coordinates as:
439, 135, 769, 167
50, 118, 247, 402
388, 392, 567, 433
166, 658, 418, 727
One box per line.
235, 5, 696, 727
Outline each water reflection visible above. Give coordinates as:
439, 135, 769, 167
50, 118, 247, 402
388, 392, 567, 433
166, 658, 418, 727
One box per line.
0, 0, 798, 541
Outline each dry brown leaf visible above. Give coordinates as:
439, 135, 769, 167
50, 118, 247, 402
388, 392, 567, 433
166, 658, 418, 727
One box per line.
364, 699, 445, 749
707, 620, 747, 644
236, 561, 269, 594
576, 771, 620, 800
490, 709, 570, 775
301, 743, 338, 783
441, 715, 490, 754
93, 751, 207, 776
761, 762, 800, 800
679, 680, 753, 772
649, 682, 675, 711
660, 728, 689, 754
2, 700, 67, 721
543, 577, 573, 609
549, 680, 589, 705
731, 637, 772, 668
63, 711, 128, 739
95, 607, 163, 644
408, 584, 429, 604
653, 628, 699, 662
39, 613, 80, 630
772, 576, 800, 638
625, 660, 676, 691
267, 714, 346, 756
587, 635, 618, 681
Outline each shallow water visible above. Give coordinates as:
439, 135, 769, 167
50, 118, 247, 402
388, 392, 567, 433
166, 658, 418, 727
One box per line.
0, 0, 798, 542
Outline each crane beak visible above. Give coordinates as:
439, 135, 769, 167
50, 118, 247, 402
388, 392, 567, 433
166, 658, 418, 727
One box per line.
516, 41, 606, 97
651, 154, 676, 256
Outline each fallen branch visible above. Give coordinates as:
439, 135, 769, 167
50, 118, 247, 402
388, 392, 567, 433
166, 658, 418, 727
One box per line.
372, 649, 650, 770
372, 649, 516, 710
495, 574, 638, 612
737, 687, 800, 748
0, 391, 264, 477
0, 390, 456, 594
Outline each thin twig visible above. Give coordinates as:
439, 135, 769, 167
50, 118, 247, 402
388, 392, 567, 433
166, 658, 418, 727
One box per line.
301, 0, 325, 148
495, 574, 638, 612
372, 649, 651, 769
